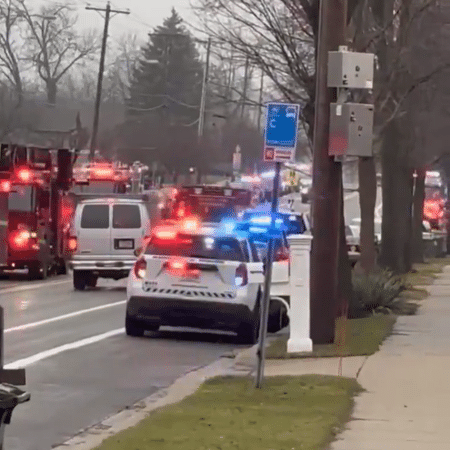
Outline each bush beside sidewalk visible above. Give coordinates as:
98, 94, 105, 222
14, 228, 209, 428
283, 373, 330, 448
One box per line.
266, 258, 447, 360
90, 258, 446, 450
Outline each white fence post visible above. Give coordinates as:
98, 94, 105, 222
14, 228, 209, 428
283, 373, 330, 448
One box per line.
287, 234, 313, 353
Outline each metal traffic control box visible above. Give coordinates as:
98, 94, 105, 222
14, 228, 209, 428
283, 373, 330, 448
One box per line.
329, 103, 374, 157
0, 384, 30, 449
328, 48, 374, 89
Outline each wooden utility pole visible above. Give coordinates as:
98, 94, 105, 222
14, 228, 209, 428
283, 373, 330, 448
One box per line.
310, 0, 348, 344
86, 2, 130, 160
198, 38, 212, 139
257, 69, 264, 132
240, 55, 250, 119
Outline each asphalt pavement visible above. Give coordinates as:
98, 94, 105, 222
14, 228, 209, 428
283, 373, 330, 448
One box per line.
0, 188, 382, 449
344, 186, 383, 225
0, 275, 241, 450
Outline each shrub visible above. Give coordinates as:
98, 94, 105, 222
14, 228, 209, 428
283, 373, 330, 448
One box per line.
350, 269, 406, 318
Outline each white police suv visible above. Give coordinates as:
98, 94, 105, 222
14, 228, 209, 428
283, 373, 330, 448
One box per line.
125, 219, 265, 344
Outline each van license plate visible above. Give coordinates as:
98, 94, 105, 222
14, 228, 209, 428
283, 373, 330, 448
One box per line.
116, 239, 134, 249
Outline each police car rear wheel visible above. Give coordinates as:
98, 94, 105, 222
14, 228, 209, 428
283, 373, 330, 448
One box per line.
237, 302, 260, 345
125, 316, 145, 337
237, 320, 259, 345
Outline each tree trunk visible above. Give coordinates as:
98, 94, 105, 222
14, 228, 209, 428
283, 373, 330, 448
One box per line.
46, 80, 57, 105
402, 167, 414, 273
14, 78, 23, 108
355, 157, 377, 274
379, 119, 413, 274
411, 167, 425, 263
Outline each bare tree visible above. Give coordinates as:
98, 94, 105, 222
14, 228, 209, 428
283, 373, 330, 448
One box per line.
18, 1, 98, 105
194, 0, 317, 135
104, 33, 141, 103
0, 0, 26, 105
194, 0, 450, 279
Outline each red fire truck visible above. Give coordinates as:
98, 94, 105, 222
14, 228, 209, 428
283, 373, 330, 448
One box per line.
71, 161, 129, 195
0, 144, 75, 279
169, 185, 254, 223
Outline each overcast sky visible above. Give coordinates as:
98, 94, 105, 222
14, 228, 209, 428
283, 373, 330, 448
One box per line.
39, 0, 197, 43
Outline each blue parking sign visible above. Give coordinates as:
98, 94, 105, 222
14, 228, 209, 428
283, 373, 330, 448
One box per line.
265, 103, 300, 148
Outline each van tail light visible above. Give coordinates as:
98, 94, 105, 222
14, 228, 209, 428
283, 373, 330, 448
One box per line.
235, 264, 248, 287
134, 258, 147, 279
67, 236, 77, 252
275, 248, 289, 262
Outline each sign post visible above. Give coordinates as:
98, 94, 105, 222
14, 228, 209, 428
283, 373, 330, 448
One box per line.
255, 102, 301, 389
232, 145, 242, 179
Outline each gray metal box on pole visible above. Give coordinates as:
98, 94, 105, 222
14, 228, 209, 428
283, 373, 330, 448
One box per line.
327, 47, 374, 89
329, 103, 374, 157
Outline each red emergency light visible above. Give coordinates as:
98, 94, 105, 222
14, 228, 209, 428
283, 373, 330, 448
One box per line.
154, 227, 178, 240
89, 165, 115, 180
182, 216, 200, 232
165, 258, 199, 278
0, 179, 11, 192
15, 167, 33, 183
9, 229, 37, 250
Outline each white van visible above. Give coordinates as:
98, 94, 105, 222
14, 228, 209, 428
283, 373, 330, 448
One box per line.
69, 197, 151, 290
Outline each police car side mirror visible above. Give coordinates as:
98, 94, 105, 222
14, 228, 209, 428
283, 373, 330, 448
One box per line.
134, 248, 142, 257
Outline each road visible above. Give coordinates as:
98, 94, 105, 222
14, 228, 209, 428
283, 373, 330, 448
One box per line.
0, 275, 241, 450
344, 186, 383, 225
0, 187, 382, 449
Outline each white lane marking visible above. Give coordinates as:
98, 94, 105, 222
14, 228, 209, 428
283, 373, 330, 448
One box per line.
5, 300, 127, 333
0, 279, 71, 295
5, 328, 125, 369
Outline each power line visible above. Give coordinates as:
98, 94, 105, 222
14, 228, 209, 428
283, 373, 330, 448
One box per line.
85, 1, 130, 160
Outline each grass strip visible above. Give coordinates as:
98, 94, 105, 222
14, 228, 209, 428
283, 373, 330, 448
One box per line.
266, 315, 396, 359
94, 375, 362, 450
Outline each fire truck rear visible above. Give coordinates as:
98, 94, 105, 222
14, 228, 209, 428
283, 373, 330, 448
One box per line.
170, 185, 254, 222
0, 144, 74, 279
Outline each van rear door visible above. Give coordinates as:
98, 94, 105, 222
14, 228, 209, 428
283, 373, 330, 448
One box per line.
110, 203, 147, 255
76, 203, 111, 256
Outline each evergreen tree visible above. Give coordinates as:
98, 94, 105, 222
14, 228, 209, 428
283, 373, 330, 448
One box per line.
128, 9, 204, 125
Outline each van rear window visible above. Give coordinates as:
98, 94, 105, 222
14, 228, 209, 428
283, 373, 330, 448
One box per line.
113, 204, 141, 229
81, 204, 109, 229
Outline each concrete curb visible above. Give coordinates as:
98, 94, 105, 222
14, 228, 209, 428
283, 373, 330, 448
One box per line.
52, 356, 248, 450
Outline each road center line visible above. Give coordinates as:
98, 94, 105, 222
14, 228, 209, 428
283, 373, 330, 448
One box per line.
0, 279, 71, 295
5, 300, 127, 333
4, 328, 125, 369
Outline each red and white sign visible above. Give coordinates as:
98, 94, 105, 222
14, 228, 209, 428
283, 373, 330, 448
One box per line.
264, 147, 294, 162
264, 148, 275, 161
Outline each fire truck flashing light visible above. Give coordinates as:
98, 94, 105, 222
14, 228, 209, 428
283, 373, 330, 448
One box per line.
0, 179, 10, 192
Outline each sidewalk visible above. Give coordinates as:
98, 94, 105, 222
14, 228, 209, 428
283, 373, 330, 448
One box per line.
232, 264, 450, 450
331, 265, 450, 450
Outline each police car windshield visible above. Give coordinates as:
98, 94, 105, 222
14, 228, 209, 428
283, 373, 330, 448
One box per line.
145, 234, 246, 262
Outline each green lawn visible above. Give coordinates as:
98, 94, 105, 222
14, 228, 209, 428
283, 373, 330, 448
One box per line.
94, 375, 362, 450
266, 315, 396, 359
